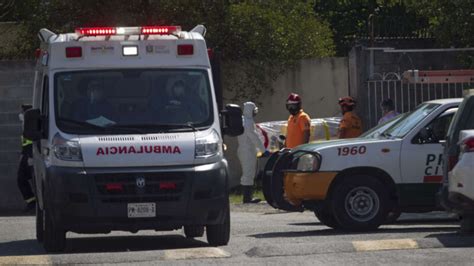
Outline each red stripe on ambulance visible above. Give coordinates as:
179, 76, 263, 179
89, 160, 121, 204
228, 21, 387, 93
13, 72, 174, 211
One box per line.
96, 146, 181, 156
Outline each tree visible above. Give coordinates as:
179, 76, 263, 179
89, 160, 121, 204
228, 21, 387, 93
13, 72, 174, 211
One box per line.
8, 0, 335, 101
314, 0, 429, 55
406, 0, 474, 48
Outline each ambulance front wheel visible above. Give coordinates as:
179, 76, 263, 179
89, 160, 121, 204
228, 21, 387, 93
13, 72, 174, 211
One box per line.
331, 175, 389, 231
36, 201, 43, 243
460, 215, 474, 233
42, 194, 66, 252
206, 204, 230, 246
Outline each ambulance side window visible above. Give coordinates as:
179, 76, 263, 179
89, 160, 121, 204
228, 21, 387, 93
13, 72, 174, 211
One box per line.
413, 108, 456, 144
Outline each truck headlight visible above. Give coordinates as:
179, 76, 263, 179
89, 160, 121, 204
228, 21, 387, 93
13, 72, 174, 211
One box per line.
52, 133, 83, 161
295, 153, 321, 172
195, 129, 221, 159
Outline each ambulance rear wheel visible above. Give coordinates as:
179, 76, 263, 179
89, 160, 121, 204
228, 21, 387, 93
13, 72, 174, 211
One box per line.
314, 203, 340, 229
184, 225, 205, 238
43, 195, 66, 253
331, 175, 389, 231
206, 205, 230, 246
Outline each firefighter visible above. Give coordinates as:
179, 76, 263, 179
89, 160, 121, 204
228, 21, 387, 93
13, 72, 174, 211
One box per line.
285, 93, 311, 148
338, 96, 363, 139
17, 104, 35, 212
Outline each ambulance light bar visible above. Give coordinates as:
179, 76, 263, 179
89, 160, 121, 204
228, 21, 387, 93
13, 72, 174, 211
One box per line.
75, 26, 181, 36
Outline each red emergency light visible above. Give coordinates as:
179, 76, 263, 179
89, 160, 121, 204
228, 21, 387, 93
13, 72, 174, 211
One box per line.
65, 47, 82, 58
177, 44, 194, 55
76, 27, 116, 36
141, 26, 181, 35
75, 26, 181, 36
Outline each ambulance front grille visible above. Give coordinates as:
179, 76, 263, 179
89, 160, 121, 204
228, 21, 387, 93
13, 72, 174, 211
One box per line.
94, 173, 186, 202
98, 136, 136, 142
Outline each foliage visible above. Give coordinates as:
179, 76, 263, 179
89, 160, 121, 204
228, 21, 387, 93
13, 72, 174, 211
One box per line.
405, 0, 474, 48
222, 1, 335, 101
314, 0, 429, 55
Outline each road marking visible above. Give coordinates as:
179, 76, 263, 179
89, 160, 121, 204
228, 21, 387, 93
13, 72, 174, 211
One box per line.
163, 247, 230, 260
353, 238, 419, 252
0, 255, 51, 265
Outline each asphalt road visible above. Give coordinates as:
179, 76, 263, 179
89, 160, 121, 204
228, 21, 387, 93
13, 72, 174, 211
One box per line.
1, 204, 473, 265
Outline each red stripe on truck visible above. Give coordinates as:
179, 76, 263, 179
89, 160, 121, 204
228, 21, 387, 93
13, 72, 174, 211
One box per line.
423, 175, 443, 183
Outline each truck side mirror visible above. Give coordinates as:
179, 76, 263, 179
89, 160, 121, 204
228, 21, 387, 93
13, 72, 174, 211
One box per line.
221, 104, 243, 136
23, 108, 43, 141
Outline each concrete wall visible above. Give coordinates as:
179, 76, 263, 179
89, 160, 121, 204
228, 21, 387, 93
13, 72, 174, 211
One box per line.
0, 58, 348, 211
223, 57, 349, 187
0, 61, 35, 212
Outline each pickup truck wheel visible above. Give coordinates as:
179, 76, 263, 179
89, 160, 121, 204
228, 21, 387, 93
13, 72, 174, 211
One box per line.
314, 203, 340, 229
184, 225, 205, 238
43, 196, 66, 253
331, 175, 389, 231
36, 201, 44, 243
206, 205, 230, 246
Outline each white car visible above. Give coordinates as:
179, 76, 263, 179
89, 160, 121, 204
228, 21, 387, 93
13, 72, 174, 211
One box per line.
449, 130, 474, 201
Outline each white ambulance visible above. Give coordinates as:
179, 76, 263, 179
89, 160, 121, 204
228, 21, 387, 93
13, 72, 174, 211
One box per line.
23, 25, 243, 252
263, 98, 461, 231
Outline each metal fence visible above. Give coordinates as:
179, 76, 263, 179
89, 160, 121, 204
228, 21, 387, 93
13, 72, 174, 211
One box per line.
366, 79, 472, 128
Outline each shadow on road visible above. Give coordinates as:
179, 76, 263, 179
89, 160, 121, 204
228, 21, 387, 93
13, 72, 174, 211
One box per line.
250, 226, 458, 239
0, 234, 208, 256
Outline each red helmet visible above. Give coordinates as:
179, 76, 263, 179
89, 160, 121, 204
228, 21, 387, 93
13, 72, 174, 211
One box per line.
338, 96, 356, 107
287, 93, 302, 104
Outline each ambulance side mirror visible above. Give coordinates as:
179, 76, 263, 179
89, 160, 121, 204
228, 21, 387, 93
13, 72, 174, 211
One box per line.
221, 104, 244, 136
23, 109, 43, 141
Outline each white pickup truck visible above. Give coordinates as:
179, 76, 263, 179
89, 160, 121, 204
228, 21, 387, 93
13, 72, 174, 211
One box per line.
263, 98, 462, 231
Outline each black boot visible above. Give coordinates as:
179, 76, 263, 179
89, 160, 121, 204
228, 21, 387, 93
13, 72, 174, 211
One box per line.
242, 186, 261, 204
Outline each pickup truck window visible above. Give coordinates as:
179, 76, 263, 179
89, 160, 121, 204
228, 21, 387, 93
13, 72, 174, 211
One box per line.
384, 103, 439, 139
54, 69, 212, 134
412, 108, 457, 144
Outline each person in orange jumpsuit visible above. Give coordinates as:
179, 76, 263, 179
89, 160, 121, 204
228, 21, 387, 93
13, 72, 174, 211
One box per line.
285, 93, 311, 148
338, 96, 363, 139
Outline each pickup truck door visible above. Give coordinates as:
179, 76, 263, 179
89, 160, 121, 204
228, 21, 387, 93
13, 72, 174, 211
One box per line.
399, 107, 457, 208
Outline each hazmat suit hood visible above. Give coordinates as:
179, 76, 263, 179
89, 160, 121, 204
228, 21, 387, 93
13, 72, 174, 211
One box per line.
243, 102, 257, 119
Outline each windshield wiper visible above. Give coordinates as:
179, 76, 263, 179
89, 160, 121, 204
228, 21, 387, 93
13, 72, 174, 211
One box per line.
58, 118, 144, 134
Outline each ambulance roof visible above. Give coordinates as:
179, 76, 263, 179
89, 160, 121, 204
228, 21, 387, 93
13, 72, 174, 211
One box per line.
38, 26, 210, 70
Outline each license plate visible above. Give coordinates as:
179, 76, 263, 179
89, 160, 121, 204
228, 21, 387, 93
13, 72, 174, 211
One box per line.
127, 203, 156, 218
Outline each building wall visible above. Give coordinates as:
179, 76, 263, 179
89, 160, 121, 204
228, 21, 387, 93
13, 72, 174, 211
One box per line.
0, 58, 348, 211
0, 61, 35, 212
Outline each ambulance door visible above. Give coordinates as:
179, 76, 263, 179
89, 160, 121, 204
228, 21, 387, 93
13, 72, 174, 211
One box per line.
33, 75, 50, 206
399, 107, 457, 207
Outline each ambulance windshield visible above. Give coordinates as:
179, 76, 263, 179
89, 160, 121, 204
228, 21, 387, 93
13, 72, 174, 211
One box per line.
382, 103, 439, 138
54, 69, 213, 134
